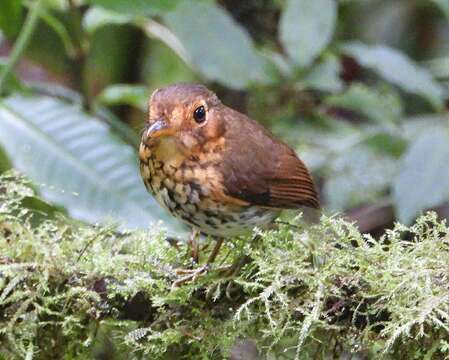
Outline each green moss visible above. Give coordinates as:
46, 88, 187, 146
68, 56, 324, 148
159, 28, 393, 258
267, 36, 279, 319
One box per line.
1, 172, 449, 359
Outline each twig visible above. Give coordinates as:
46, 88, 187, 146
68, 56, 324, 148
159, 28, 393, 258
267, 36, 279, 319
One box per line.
76, 232, 103, 262
68, 0, 89, 110
0, 0, 45, 94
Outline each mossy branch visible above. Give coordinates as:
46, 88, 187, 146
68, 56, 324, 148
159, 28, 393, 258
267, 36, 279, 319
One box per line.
1, 172, 449, 359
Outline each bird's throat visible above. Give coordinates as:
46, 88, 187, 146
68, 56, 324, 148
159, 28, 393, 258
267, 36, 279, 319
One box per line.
153, 137, 185, 168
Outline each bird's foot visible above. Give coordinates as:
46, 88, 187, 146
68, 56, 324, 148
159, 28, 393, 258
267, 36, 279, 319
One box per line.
186, 229, 200, 263
172, 264, 209, 287
172, 263, 234, 287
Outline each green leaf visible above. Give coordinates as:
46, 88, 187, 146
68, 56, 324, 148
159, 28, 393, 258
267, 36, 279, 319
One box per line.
84, 0, 179, 16
432, 0, 449, 20
302, 55, 342, 92
0, 59, 26, 93
425, 57, 449, 81
141, 40, 197, 90
163, 2, 267, 89
0, 95, 186, 235
38, 7, 77, 57
401, 115, 449, 142
265, 51, 294, 77
29, 81, 140, 147
97, 84, 149, 111
82, 6, 132, 34
363, 132, 407, 158
323, 145, 397, 211
342, 42, 445, 109
0, 146, 12, 173
393, 130, 449, 224
326, 83, 403, 124
0, 0, 22, 38
93, 104, 140, 148
279, 0, 337, 68
21, 195, 64, 225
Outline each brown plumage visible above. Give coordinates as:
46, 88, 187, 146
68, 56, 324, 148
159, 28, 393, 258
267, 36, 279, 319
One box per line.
217, 105, 318, 209
139, 84, 318, 258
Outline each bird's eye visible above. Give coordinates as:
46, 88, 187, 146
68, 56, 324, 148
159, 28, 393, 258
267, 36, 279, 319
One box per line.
193, 106, 206, 124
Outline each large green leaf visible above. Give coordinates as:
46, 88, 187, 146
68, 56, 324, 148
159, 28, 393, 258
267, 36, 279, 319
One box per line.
393, 130, 449, 224
279, 0, 337, 68
163, 2, 267, 89
0, 95, 186, 235
401, 115, 449, 141
83, 0, 179, 16
323, 145, 397, 211
342, 42, 445, 109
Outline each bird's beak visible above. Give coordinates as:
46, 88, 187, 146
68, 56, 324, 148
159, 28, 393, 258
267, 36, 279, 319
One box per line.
145, 118, 173, 139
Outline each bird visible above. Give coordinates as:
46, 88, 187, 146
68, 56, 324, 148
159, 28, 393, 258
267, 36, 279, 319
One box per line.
139, 84, 318, 279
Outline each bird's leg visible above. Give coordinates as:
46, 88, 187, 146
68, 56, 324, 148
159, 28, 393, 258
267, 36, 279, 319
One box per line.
223, 254, 251, 278
207, 238, 224, 264
173, 238, 225, 287
222, 234, 262, 278
187, 229, 200, 263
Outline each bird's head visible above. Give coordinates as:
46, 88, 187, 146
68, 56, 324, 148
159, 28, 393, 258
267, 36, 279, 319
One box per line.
142, 84, 225, 155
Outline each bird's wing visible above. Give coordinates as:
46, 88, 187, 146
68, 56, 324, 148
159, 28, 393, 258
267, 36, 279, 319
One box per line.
219, 110, 319, 209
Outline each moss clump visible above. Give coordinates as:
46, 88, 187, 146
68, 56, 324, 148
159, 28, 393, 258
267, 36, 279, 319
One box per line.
1, 172, 449, 359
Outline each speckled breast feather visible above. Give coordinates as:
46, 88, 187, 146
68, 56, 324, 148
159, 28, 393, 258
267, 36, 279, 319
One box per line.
139, 142, 279, 237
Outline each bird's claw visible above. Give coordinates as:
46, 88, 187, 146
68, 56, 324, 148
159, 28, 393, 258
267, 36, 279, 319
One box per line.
172, 265, 209, 287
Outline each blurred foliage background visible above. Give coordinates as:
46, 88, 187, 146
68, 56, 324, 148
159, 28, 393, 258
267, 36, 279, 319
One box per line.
0, 0, 448, 236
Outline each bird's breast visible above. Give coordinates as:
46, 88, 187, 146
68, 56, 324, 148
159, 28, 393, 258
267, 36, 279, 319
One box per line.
139, 144, 222, 212
139, 142, 278, 237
